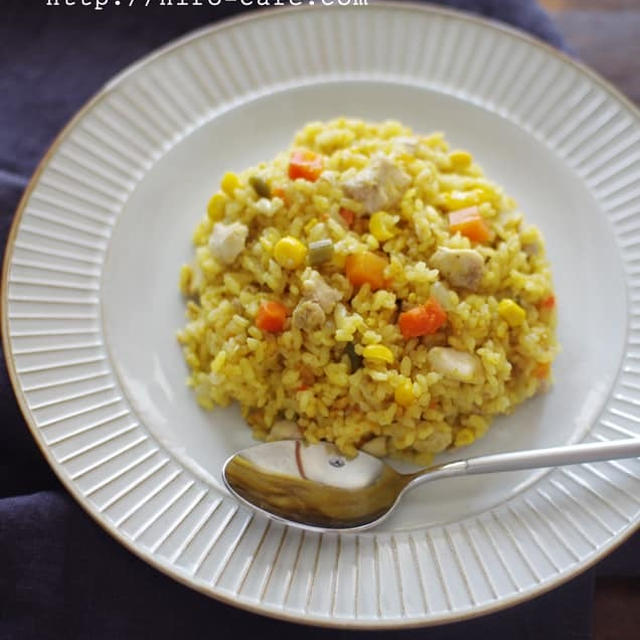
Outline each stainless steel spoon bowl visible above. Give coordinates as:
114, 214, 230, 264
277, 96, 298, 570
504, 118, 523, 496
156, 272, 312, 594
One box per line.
223, 438, 640, 532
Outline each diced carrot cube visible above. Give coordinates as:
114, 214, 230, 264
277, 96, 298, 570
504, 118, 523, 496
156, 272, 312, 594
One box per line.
339, 207, 356, 228
288, 149, 324, 182
345, 252, 388, 290
448, 206, 490, 243
256, 301, 288, 332
398, 298, 447, 338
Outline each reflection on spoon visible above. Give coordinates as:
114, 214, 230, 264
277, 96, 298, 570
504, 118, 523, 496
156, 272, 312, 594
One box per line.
225, 441, 408, 529
223, 439, 640, 532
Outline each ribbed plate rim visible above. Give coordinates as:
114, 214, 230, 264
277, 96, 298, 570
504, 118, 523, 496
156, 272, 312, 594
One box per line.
2, 3, 640, 629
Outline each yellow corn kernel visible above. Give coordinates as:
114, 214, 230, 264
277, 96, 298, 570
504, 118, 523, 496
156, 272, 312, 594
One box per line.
207, 192, 227, 221
369, 211, 399, 242
440, 189, 483, 210
179, 264, 192, 295
498, 299, 526, 327
273, 236, 308, 269
449, 150, 473, 169
220, 171, 240, 196
394, 376, 415, 407
454, 428, 475, 447
362, 344, 394, 364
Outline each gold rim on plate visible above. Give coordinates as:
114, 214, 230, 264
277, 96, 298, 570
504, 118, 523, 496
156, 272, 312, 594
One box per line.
3, 3, 639, 628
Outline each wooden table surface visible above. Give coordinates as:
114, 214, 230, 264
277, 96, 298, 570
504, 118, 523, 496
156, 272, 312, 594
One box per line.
539, 0, 640, 105
537, 4, 640, 638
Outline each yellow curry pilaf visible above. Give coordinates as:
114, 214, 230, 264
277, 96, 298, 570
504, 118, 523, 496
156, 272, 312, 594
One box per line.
177, 118, 558, 465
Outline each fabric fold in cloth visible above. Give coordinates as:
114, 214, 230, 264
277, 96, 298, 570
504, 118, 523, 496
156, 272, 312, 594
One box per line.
1, 489, 596, 640
0, 2, 634, 639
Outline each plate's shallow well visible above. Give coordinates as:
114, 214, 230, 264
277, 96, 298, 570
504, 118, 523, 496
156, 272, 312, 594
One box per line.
3, 4, 640, 627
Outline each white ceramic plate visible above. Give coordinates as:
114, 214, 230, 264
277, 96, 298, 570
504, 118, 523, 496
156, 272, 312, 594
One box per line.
3, 4, 640, 628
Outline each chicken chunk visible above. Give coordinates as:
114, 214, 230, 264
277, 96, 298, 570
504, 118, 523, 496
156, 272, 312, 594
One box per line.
414, 427, 453, 453
319, 170, 339, 184
361, 436, 388, 458
267, 420, 302, 441
209, 222, 248, 264
427, 347, 483, 383
429, 280, 455, 311
430, 247, 484, 290
301, 269, 342, 313
342, 155, 411, 214
293, 300, 325, 331
293, 270, 342, 332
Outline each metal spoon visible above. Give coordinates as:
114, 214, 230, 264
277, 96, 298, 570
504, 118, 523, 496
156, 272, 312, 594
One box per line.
223, 438, 640, 532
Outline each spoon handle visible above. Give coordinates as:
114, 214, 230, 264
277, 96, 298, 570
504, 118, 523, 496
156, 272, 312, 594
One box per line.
462, 439, 640, 475
414, 439, 640, 486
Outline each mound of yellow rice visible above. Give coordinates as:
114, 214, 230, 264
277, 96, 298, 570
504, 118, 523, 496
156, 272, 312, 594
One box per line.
178, 118, 558, 465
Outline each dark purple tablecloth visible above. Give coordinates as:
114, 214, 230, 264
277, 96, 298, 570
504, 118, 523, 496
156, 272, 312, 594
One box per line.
0, 1, 637, 638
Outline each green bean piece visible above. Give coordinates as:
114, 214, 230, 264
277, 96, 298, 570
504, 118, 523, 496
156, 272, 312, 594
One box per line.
308, 239, 334, 266
249, 175, 271, 199
344, 342, 363, 373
